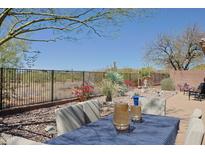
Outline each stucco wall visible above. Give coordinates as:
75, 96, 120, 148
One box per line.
169, 70, 205, 89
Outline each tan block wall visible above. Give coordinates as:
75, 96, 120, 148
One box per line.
169, 70, 205, 89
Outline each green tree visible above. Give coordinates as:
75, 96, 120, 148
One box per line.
145, 25, 204, 70
0, 38, 39, 68
0, 39, 28, 67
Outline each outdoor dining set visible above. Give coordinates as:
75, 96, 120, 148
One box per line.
3, 95, 205, 145
178, 82, 205, 101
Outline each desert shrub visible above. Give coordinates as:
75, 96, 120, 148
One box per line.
99, 79, 119, 101
160, 78, 175, 91
124, 80, 135, 88
105, 71, 124, 85
72, 83, 94, 102
117, 84, 128, 96
105, 71, 129, 96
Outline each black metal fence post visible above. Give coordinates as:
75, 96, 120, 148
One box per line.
103, 72, 106, 78
0, 68, 3, 110
82, 71, 85, 86
51, 70, 54, 102
71, 70, 73, 82
129, 73, 131, 81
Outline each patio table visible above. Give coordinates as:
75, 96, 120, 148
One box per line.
45, 114, 180, 145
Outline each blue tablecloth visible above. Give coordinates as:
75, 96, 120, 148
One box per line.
45, 114, 180, 145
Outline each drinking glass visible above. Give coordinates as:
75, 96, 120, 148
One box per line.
113, 103, 130, 131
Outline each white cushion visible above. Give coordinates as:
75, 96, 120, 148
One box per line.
81, 100, 100, 123
56, 100, 101, 136
191, 108, 203, 119
55, 104, 86, 136
184, 118, 205, 145
70, 104, 86, 124
88, 100, 101, 118
140, 97, 166, 116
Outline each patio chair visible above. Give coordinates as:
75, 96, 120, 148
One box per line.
186, 108, 203, 137
182, 83, 192, 95
188, 82, 205, 101
55, 104, 86, 136
184, 118, 205, 145
140, 97, 166, 116
191, 108, 203, 119
56, 100, 101, 135
80, 100, 101, 123
1, 133, 44, 145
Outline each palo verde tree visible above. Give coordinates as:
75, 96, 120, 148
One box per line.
145, 25, 205, 70
0, 38, 40, 68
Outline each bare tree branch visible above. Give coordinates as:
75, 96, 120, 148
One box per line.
0, 8, 145, 48
0, 8, 12, 27
0, 8, 147, 68
8, 8, 95, 18
0, 19, 90, 46
0, 11, 106, 46
14, 37, 57, 42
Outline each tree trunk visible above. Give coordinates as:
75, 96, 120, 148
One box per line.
168, 58, 177, 70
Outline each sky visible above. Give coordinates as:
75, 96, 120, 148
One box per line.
30, 8, 205, 71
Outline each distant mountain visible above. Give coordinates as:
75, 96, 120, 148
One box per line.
191, 64, 205, 70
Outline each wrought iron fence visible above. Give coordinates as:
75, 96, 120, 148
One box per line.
0, 68, 168, 110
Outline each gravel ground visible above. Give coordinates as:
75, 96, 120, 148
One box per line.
0, 87, 175, 145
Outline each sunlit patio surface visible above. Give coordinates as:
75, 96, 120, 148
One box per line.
166, 92, 205, 145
